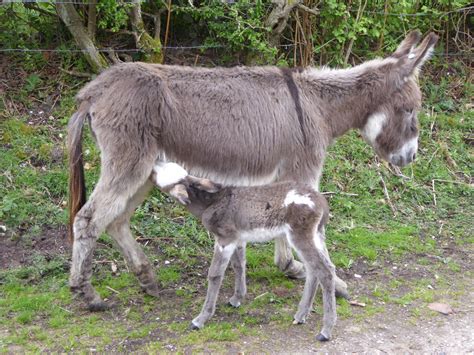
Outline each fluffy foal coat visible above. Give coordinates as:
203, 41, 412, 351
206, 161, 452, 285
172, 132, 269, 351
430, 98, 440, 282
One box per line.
152, 162, 337, 341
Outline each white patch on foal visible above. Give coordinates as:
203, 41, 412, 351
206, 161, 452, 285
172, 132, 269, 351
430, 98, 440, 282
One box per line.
361, 112, 387, 145
283, 190, 315, 209
239, 224, 292, 243
153, 162, 188, 188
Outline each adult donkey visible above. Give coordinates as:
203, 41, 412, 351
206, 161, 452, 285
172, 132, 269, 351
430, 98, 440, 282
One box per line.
68, 31, 437, 310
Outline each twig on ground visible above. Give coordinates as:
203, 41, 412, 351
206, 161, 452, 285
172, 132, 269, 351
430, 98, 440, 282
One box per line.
58, 306, 73, 313
432, 178, 472, 187
378, 172, 397, 216
59, 67, 93, 79
322, 191, 359, 197
431, 179, 437, 206
254, 292, 268, 300
106, 286, 121, 294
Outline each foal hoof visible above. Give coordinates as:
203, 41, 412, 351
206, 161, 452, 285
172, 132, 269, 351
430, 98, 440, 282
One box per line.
316, 333, 330, 342
87, 300, 110, 312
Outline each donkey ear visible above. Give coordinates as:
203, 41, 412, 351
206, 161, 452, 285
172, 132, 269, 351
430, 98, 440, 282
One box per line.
391, 30, 422, 58
399, 32, 439, 75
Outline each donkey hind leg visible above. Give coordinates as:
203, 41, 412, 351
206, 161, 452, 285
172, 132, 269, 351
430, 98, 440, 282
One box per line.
229, 243, 247, 308
191, 242, 237, 329
70, 161, 152, 311
274, 237, 305, 279
289, 232, 336, 342
70, 182, 132, 310
106, 180, 160, 297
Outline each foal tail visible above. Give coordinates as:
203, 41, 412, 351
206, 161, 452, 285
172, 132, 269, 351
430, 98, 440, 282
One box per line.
67, 105, 88, 242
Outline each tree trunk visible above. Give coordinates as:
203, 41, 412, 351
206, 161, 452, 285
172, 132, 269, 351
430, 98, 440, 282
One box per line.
265, 0, 302, 47
56, 3, 107, 73
87, 0, 97, 42
130, 0, 163, 63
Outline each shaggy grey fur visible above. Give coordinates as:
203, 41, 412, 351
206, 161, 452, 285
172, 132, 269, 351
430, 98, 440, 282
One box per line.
67, 31, 438, 311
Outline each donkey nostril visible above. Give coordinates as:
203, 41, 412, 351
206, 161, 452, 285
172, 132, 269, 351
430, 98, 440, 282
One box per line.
412, 152, 417, 161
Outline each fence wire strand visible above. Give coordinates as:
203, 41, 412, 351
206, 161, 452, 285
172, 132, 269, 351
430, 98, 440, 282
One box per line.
0, 2, 471, 58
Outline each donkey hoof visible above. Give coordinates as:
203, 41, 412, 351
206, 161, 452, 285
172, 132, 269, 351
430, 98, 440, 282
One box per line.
88, 300, 109, 312
143, 284, 162, 298
189, 321, 202, 331
228, 297, 241, 308
285, 263, 306, 280
292, 318, 305, 325
335, 288, 350, 300
316, 333, 330, 342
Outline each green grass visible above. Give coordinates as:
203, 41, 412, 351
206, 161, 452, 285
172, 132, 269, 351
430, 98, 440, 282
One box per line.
0, 59, 472, 351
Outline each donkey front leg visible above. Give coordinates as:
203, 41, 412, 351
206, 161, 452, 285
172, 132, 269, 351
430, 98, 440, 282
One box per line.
191, 242, 236, 329
274, 238, 305, 279
229, 243, 247, 308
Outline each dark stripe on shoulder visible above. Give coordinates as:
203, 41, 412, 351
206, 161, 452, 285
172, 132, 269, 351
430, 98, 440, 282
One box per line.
280, 68, 307, 145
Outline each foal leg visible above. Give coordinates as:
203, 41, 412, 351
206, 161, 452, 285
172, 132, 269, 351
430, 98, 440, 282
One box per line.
290, 232, 337, 342
106, 180, 161, 297
191, 242, 236, 329
229, 243, 246, 308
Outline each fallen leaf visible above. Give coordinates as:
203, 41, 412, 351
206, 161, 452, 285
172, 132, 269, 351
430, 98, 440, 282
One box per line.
428, 302, 453, 315
111, 262, 117, 273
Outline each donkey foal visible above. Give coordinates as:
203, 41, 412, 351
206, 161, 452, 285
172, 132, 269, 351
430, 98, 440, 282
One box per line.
152, 162, 337, 341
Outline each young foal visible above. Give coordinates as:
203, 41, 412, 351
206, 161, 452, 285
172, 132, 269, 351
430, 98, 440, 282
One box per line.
152, 162, 337, 341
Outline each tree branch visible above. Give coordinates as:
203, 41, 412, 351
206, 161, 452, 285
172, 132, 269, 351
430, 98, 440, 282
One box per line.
56, 3, 108, 73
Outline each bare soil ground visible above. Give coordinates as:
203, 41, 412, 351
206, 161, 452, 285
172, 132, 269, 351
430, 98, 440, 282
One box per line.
1, 229, 472, 353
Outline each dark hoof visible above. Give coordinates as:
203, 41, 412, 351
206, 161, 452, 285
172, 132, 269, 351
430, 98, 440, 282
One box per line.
144, 285, 162, 298
335, 288, 350, 300
189, 322, 200, 331
316, 333, 330, 342
87, 301, 109, 312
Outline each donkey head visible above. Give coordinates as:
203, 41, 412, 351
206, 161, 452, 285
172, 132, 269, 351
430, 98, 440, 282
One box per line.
361, 31, 438, 167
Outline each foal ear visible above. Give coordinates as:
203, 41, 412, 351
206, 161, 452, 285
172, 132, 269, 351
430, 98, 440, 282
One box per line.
391, 30, 422, 58
398, 32, 439, 75
187, 176, 222, 193
169, 184, 191, 205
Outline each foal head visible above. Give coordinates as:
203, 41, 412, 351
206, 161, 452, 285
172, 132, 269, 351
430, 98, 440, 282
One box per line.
361, 31, 438, 167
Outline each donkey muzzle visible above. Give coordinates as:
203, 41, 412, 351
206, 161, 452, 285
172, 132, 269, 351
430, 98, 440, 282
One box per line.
389, 137, 418, 167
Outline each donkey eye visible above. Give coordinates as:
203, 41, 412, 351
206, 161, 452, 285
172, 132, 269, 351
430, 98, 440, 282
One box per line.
404, 109, 414, 115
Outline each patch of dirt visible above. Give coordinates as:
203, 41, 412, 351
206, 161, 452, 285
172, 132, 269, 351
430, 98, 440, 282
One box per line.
0, 225, 69, 269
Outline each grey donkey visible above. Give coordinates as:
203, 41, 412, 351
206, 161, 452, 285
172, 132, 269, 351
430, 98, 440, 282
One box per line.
151, 162, 337, 341
68, 31, 438, 311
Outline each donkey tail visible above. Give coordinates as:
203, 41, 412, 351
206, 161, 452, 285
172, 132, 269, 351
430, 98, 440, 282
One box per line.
67, 106, 88, 242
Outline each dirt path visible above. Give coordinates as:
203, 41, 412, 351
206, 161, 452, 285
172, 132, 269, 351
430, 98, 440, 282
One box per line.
241, 298, 474, 353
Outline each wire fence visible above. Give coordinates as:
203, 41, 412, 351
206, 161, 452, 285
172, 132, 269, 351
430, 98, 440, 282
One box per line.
0, 2, 471, 58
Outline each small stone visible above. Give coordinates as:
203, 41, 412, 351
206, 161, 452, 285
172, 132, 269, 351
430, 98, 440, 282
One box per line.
164, 260, 170, 265
354, 274, 362, 278
428, 302, 453, 315
427, 285, 433, 290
